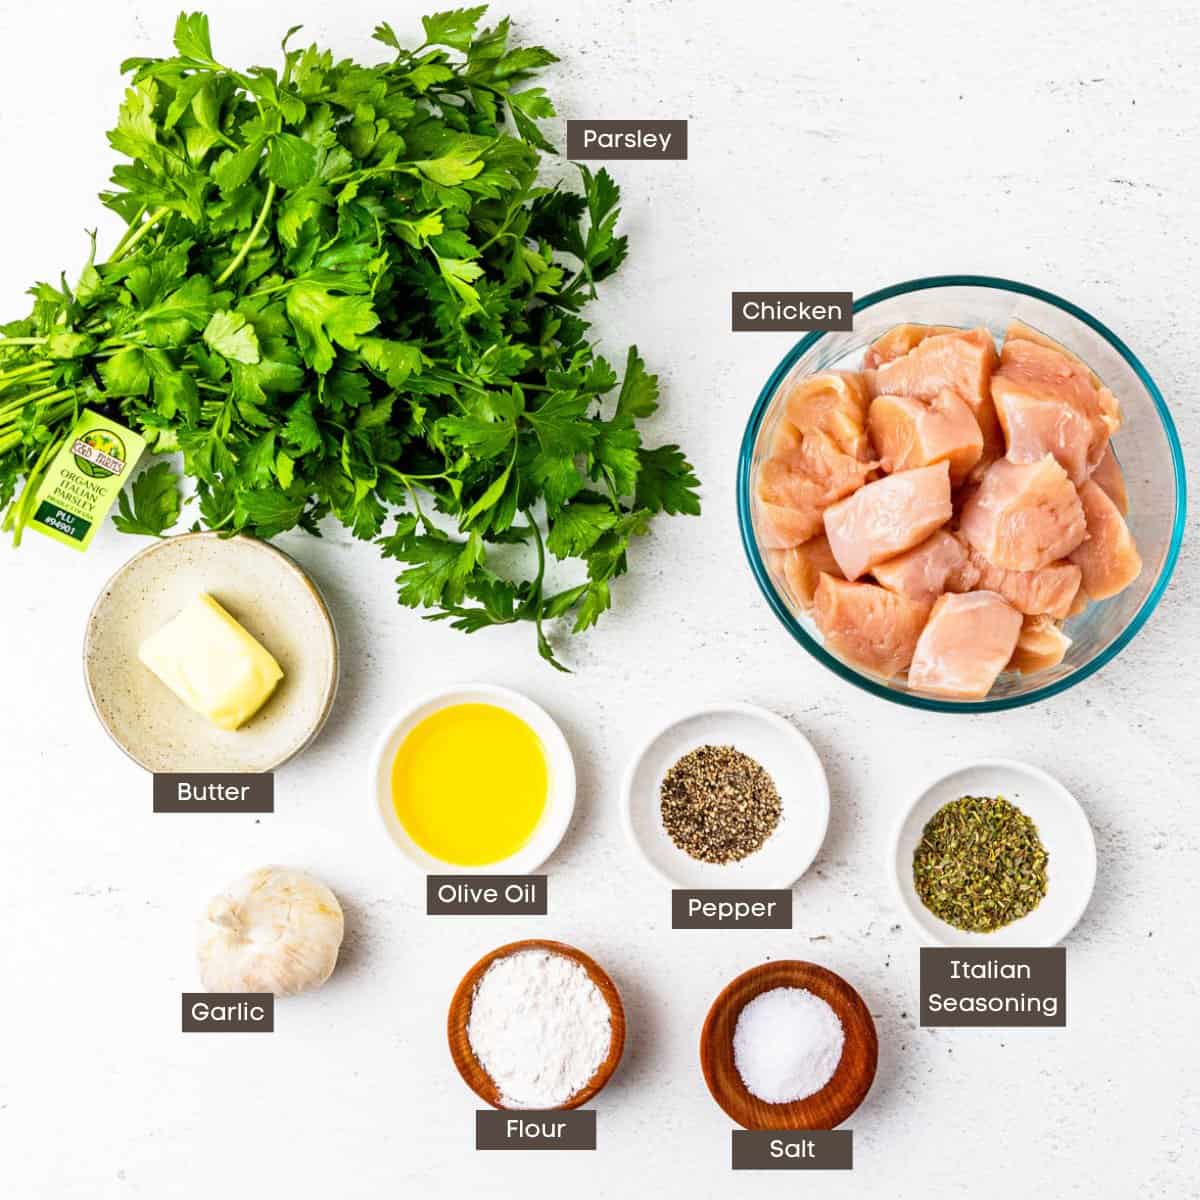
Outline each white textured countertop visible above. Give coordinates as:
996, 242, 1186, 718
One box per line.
1, 1, 1197, 1196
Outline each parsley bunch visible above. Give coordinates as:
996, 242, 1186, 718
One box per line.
0, 9, 699, 668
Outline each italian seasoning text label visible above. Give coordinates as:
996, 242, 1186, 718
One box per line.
920, 947, 1066, 1027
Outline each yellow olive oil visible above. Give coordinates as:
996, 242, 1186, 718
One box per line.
391, 703, 548, 866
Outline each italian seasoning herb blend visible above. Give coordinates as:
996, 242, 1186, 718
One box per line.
913, 795, 1049, 932
660, 745, 782, 864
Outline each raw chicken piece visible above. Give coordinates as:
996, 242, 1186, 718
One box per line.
756, 499, 822, 549
1008, 614, 1072, 674
868, 388, 983, 485
863, 324, 960, 369
871, 327, 1003, 468
823, 461, 953, 581
908, 591, 1023, 700
775, 534, 843, 609
872, 529, 979, 605
1089, 444, 1129, 515
1068, 480, 1142, 600
1005, 319, 1102, 387
813, 573, 930, 678
992, 337, 1122, 483
768, 414, 803, 457
784, 371, 873, 461
965, 545, 1082, 619
756, 431, 878, 548
959, 455, 1087, 571
1067, 583, 1089, 617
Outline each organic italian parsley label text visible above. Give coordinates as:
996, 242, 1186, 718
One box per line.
29, 410, 144, 551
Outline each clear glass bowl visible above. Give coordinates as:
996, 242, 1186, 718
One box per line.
737, 276, 1187, 712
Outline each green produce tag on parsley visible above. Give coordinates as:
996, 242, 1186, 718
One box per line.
28, 411, 145, 551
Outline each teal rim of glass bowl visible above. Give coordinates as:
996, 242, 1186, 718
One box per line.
736, 273, 1188, 713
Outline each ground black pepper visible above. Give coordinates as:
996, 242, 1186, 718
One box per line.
659, 744, 782, 864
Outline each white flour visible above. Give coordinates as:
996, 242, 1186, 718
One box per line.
733, 986, 844, 1103
467, 949, 612, 1108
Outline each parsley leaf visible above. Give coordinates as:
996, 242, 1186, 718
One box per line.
112, 461, 183, 537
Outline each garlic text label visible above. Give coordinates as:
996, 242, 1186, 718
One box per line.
566, 120, 687, 159
731, 292, 854, 332
475, 1110, 596, 1150
731, 1131, 853, 1170
920, 947, 1066, 1027
672, 889, 792, 929
153, 773, 274, 813
181, 993, 274, 1032
426, 874, 547, 915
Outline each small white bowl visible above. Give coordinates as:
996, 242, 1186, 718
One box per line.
370, 683, 576, 874
620, 703, 830, 889
890, 759, 1097, 947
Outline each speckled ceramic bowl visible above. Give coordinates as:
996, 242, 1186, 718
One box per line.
83, 533, 339, 773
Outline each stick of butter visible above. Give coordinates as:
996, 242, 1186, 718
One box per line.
138, 594, 284, 731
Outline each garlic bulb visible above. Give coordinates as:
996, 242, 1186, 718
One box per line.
198, 866, 344, 996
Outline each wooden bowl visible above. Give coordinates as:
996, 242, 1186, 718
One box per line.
448, 939, 626, 1110
700, 961, 877, 1130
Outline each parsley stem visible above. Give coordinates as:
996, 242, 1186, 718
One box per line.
0, 363, 53, 385
216, 181, 277, 285
379, 464, 448, 483
0, 385, 63, 417
107, 206, 170, 263
0, 337, 47, 346
5, 432, 61, 545
106, 203, 147, 258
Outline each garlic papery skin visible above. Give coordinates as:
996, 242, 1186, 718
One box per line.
198, 866, 344, 997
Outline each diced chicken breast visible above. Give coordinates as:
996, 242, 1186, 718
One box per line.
868, 388, 983, 485
871, 327, 1004, 468
813, 573, 930, 678
756, 432, 878, 548
1068, 480, 1142, 600
1008, 613, 1072, 674
756, 499, 822, 549
966, 545, 1082, 619
768, 414, 803, 457
1089, 444, 1129, 515
908, 591, 1023, 700
863, 324, 961, 369
775, 534, 843, 609
824, 461, 953, 581
784, 371, 874, 461
1005, 319, 1102, 387
992, 337, 1121, 483
872, 529, 979, 605
1067, 582, 1089, 617
959, 455, 1087, 571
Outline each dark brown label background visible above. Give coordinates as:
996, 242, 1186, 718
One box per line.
920, 947, 1066, 1027
732, 1130, 853, 1170
476, 1110, 596, 1150
731, 291, 854, 332
672, 889, 792, 929
426, 875, 547, 915
154, 773, 274, 813
566, 120, 688, 159
181, 993, 274, 1032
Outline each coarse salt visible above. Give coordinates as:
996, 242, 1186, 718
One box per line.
733, 986, 844, 1103
467, 949, 612, 1109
